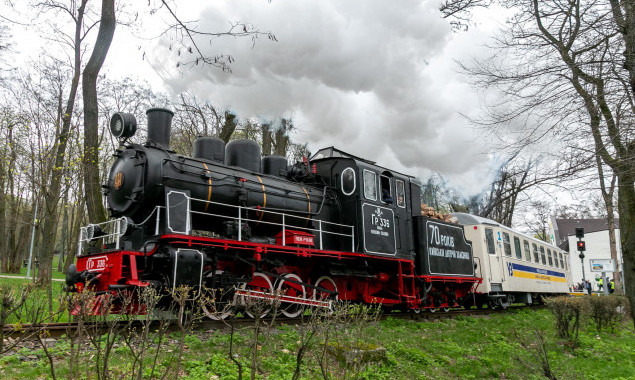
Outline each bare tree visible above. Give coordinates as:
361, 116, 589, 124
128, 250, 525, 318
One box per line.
522, 200, 552, 242
34, 0, 90, 286
442, 0, 635, 322
81, 0, 275, 224
82, 0, 114, 223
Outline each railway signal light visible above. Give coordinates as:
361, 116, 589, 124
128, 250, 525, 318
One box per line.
575, 227, 584, 238
577, 240, 586, 251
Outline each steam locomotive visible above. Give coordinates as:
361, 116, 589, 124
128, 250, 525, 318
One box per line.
65, 108, 481, 317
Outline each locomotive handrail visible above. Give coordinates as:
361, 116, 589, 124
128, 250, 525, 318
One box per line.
77, 217, 128, 257
77, 195, 355, 257
184, 195, 355, 251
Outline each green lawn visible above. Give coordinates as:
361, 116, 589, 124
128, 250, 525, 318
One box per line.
0, 304, 632, 379
2, 254, 68, 280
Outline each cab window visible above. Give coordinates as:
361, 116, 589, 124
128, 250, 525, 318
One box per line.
523, 240, 531, 261
380, 174, 393, 204
540, 246, 546, 265
363, 170, 377, 201
395, 180, 405, 208
341, 167, 356, 196
533, 243, 539, 263
485, 228, 496, 255
502, 232, 512, 257
514, 237, 522, 259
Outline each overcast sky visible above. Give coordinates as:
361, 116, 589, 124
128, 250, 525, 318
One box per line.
145, 1, 507, 193
7, 0, 506, 195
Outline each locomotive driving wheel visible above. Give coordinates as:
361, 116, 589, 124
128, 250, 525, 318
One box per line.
275, 273, 306, 318
242, 272, 274, 318
312, 276, 338, 314
313, 276, 338, 302
201, 270, 236, 320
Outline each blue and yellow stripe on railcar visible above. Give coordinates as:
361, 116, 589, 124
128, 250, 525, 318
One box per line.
506, 263, 567, 283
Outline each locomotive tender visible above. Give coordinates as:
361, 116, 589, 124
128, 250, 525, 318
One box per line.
66, 107, 483, 317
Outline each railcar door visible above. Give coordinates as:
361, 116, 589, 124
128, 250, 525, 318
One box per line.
484, 227, 505, 290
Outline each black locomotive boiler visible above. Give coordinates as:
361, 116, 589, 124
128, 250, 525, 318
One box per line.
66, 108, 481, 317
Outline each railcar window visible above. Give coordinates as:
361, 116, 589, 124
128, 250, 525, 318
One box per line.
363, 170, 377, 201
396, 180, 405, 208
524, 240, 531, 261
554, 251, 559, 268
547, 249, 553, 266
559, 252, 564, 268
485, 228, 496, 255
540, 246, 546, 265
533, 243, 539, 263
514, 237, 522, 259
502, 232, 512, 257
564, 255, 568, 271
341, 167, 356, 196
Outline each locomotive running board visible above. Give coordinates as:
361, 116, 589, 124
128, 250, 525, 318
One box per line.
234, 289, 332, 310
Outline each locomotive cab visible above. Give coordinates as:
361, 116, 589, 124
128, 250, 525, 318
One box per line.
309, 147, 419, 260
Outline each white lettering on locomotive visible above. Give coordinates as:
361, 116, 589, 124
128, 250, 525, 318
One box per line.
86, 256, 108, 272
428, 224, 455, 248
371, 207, 390, 229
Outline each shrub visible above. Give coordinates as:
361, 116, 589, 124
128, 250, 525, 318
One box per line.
586, 295, 630, 332
544, 296, 587, 344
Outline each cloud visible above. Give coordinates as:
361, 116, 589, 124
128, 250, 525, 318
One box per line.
151, 0, 494, 191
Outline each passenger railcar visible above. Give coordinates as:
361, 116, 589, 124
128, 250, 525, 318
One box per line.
452, 213, 572, 308
65, 108, 481, 317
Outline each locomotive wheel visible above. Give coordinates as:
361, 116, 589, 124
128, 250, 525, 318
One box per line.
201, 270, 235, 320
441, 307, 450, 312
312, 276, 338, 314
313, 276, 338, 302
429, 308, 438, 313
243, 272, 274, 319
275, 273, 306, 318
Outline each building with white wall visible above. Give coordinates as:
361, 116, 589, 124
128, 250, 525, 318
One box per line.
550, 218, 622, 291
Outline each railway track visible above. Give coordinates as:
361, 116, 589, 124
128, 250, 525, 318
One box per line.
2, 304, 535, 340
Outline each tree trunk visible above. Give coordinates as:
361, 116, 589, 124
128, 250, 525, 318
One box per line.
606, 207, 622, 293
617, 172, 635, 323
36, 0, 88, 286
0, 152, 6, 272
64, 192, 85, 272
83, 0, 115, 224
58, 207, 68, 272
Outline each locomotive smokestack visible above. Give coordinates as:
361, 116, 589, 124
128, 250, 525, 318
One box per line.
146, 108, 174, 150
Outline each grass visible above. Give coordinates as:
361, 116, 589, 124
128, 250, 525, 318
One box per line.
0, 305, 632, 379
1, 254, 67, 280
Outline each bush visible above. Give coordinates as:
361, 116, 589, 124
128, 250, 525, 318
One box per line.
544, 296, 587, 343
587, 295, 630, 332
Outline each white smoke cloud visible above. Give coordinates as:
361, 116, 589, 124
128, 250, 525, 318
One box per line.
150, 0, 496, 191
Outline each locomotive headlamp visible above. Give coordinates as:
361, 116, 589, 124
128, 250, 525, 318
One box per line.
119, 216, 135, 236
110, 112, 137, 139
86, 224, 106, 241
